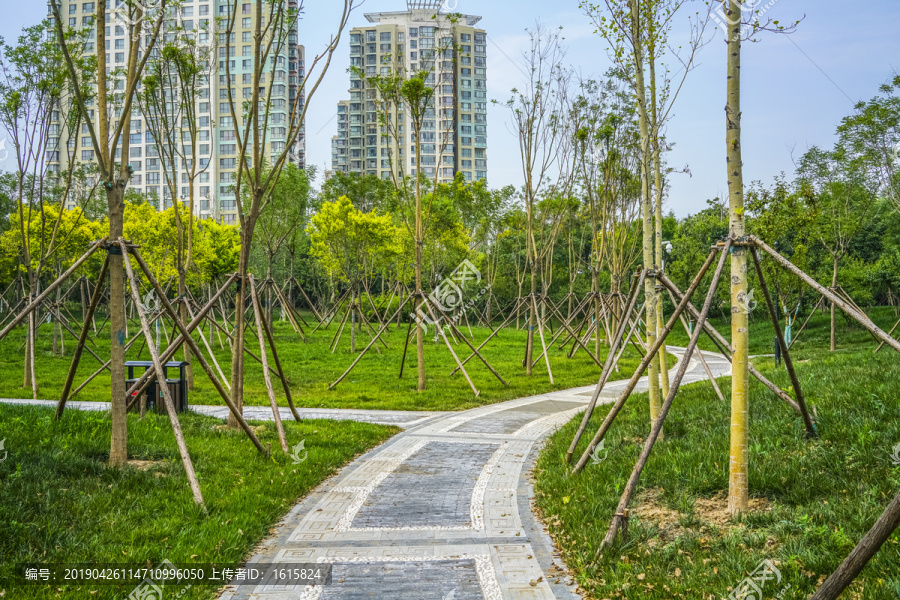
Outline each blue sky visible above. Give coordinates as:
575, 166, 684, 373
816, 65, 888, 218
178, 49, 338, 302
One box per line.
2, 0, 898, 216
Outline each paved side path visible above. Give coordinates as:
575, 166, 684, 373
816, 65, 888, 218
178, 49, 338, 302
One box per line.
214, 347, 731, 600
0, 399, 448, 429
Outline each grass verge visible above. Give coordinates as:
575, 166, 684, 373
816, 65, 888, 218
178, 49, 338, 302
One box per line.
0, 403, 398, 599
535, 311, 900, 599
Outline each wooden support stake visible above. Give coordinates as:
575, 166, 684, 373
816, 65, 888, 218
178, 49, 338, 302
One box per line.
754, 236, 900, 353
249, 275, 289, 453
565, 270, 649, 464
572, 246, 724, 475
601, 240, 729, 549
120, 241, 205, 508
752, 249, 817, 437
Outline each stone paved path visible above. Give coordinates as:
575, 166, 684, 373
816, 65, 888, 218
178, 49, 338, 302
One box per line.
0, 399, 448, 429
212, 347, 732, 600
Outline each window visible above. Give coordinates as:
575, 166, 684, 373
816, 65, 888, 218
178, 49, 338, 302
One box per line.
182, 6, 193, 16
220, 158, 236, 169
199, 5, 209, 16
460, 33, 471, 42
146, 173, 160, 185
242, 17, 251, 28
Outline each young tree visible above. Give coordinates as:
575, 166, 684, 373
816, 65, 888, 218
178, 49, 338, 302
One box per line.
718, 0, 800, 515
502, 23, 569, 377
797, 146, 877, 350
138, 22, 216, 388
49, 0, 169, 465
221, 0, 355, 426
307, 196, 400, 351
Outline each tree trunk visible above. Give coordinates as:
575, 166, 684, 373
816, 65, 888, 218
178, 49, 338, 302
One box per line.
415, 153, 426, 391
725, 10, 750, 515
107, 186, 128, 466
629, 0, 661, 429
228, 214, 257, 427
830, 255, 839, 352
650, 49, 670, 407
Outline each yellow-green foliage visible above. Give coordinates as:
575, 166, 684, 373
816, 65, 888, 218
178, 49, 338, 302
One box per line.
123, 202, 239, 286
307, 196, 403, 284
0, 204, 104, 280
0, 202, 239, 287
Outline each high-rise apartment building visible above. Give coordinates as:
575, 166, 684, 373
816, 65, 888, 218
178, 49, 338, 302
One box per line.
47, 0, 305, 225
330, 1, 487, 183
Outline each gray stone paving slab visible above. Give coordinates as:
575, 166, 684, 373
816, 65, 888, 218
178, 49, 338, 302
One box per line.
450, 401, 584, 436
353, 441, 498, 529
320, 559, 483, 599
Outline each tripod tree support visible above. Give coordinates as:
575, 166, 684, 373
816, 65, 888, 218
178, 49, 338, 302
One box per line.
129, 249, 267, 455
124, 274, 239, 409
565, 270, 647, 464
751, 249, 817, 437
328, 293, 416, 390
600, 238, 730, 549
658, 273, 805, 416
249, 275, 289, 453
571, 247, 722, 475
0, 239, 105, 342
120, 240, 205, 508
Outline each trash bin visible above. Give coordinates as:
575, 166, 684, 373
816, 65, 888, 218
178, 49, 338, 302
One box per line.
125, 361, 190, 415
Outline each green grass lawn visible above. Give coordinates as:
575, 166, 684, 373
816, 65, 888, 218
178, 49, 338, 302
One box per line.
0, 311, 646, 411
534, 308, 900, 599
0, 403, 398, 599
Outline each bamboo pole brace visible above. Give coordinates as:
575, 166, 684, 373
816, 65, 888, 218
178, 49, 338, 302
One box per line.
249, 275, 289, 453
56, 254, 111, 418
657, 272, 804, 415
572, 247, 723, 475
753, 236, 900, 353
565, 270, 648, 464
751, 249, 817, 437
0, 239, 105, 341
601, 237, 730, 549
130, 249, 266, 454
120, 241, 205, 508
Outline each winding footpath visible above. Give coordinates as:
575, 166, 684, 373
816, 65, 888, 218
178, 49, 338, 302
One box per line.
215, 347, 731, 600
0, 347, 730, 599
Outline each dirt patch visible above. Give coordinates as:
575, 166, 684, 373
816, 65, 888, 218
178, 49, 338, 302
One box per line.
693, 491, 769, 527
632, 488, 771, 545
216, 424, 267, 435
126, 460, 168, 476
